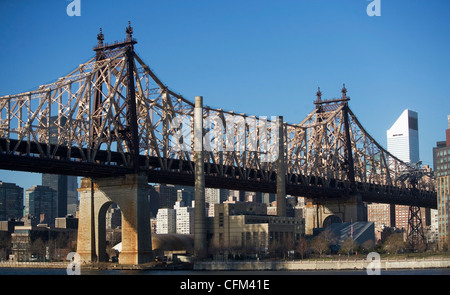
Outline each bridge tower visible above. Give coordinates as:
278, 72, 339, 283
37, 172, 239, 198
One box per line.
76, 23, 152, 264
304, 85, 365, 233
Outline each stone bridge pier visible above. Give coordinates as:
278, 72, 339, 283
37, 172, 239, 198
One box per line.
304, 194, 366, 235
76, 174, 152, 265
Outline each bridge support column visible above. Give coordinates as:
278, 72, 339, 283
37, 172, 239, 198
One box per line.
194, 96, 206, 259
77, 174, 152, 265
276, 116, 286, 217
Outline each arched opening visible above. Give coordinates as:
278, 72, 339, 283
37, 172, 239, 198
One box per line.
97, 202, 122, 262
323, 215, 342, 228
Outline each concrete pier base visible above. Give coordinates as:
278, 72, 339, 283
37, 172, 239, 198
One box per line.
76, 174, 152, 265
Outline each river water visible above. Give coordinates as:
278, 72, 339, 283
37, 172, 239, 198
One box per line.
1, 267, 447, 294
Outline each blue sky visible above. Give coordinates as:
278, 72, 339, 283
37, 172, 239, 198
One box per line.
0, 0, 449, 191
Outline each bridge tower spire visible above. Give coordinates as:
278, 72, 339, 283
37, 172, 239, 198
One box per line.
124, 21, 140, 173
341, 83, 356, 193
92, 22, 140, 172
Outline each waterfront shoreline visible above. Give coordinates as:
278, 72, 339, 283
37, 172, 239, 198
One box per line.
194, 257, 450, 271
2, 257, 450, 272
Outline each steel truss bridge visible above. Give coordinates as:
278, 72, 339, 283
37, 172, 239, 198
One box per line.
0, 24, 436, 209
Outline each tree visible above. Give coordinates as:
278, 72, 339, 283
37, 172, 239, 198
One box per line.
340, 237, 357, 257
285, 235, 295, 259
361, 239, 375, 254
383, 233, 405, 255
29, 238, 46, 261
412, 240, 427, 253
0, 232, 11, 260
296, 237, 308, 259
309, 235, 329, 257
320, 228, 338, 245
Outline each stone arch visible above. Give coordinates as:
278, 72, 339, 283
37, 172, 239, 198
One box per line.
96, 200, 117, 262
323, 214, 342, 228
77, 175, 152, 265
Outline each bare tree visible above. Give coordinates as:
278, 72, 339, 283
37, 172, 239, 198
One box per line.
320, 228, 338, 245
361, 239, 375, 254
296, 236, 308, 259
383, 233, 405, 255
309, 235, 329, 257
0, 232, 10, 260
29, 238, 46, 261
340, 237, 357, 257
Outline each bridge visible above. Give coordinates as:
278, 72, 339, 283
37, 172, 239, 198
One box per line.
0, 24, 436, 264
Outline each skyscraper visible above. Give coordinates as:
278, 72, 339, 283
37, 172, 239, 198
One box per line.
25, 185, 57, 226
156, 208, 176, 234
42, 174, 67, 218
386, 109, 420, 164
0, 181, 24, 221
42, 116, 78, 218
368, 109, 421, 236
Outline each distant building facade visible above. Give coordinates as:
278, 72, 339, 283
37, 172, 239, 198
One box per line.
435, 115, 450, 249
42, 116, 78, 218
156, 208, 176, 234
0, 181, 24, 221
209, 202, 304, 252
25, 185, 57, 227
174, 201, 194, 235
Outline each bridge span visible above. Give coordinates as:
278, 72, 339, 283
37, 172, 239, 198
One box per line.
0, 24, 436, 263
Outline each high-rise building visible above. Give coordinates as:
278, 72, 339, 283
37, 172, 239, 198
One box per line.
25, 185, 57, 226
156, 208, 176, 234
175, 201, 194, 235
367, 203, 393, 233
155, 184, 178, 209
177, 187, 194, 207
387, 109, 419, 164
42, 116, 78, 218
373, 109, 421, 236
434, 115, 450, 249
41, 174, 78, 218
67, 176, 78, 216
205, 188, 226, 205
0, 181, 24, 221
42, 174, 67, 218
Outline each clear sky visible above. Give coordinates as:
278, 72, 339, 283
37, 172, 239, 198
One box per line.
0, 0, 449, 191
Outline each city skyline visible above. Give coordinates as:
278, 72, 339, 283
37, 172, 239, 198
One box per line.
0, 0, 449, 191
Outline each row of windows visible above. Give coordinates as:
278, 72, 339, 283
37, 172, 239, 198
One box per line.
437, 148, 450, 157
